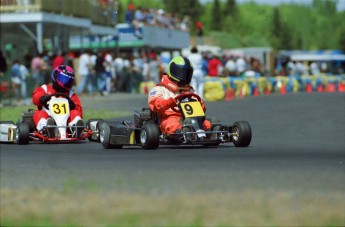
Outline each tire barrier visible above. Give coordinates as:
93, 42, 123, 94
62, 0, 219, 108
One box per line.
202, 74, 345, 101
139, 74, 345, 101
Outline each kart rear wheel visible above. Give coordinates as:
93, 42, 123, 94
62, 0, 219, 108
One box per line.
232, 121, 251, 147
99, 122, 123, 149
17, 122, 30, 145
141, 121, 159, 150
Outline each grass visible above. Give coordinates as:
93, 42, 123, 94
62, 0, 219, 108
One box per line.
1, 188, 344, 226
0, 105, 130, 123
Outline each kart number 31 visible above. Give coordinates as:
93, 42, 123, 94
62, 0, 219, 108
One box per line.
180, 102, 205, 118
52, 102, 69, 115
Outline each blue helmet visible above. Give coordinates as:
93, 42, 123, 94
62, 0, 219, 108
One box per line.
51, 65, 75, 91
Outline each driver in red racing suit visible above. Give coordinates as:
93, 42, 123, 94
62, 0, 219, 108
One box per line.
32, 65, 83, 137
148, 56, 211, 135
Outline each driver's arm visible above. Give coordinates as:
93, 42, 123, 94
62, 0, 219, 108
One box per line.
32, 86, 46, 107
70, 94, 83, 117
148, 89, 176, 114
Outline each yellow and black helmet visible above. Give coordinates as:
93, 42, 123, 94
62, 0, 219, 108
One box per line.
166, 56, 194, 86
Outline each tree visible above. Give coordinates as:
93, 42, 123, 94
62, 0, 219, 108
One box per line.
280, 22, 293, 50
163, 0, 202, 21
211, 0, 222, 31
339, 29, 345, 52
271, 7, 282, 50
223, 0, 238, 32
223, 0, 238, 17
312, 0, 337, 15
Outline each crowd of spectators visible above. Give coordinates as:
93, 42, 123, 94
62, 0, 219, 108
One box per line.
1, 45, 341, 106
124, 3, 191, 37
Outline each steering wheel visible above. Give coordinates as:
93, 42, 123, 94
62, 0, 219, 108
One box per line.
52, 92, 70, 99
171, 92, 202, 112
43, 93, 72, 110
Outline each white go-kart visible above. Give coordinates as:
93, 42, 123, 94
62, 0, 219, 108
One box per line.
0, 93, 93, 144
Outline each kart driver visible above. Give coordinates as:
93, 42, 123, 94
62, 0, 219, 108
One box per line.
148, 56, 211, 136
32, 65, 84, 138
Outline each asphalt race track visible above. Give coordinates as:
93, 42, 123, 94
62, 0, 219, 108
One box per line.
1, 92, 344, 194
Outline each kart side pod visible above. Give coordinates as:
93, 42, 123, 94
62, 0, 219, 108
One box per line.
0, 121, 17, 143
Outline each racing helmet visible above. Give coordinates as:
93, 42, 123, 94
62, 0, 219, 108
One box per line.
51, 65, 75, 92
166, 56, 194, 86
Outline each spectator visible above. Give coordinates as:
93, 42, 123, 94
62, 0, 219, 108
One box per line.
208, 54, 223, 77
287, 61, 296, 76
224, 56, 237, 77
147, 52, 161, 84
310, 61, 320, 76
188, 46, 205, 99
113, 53, 125, 92
0, 50, 7, 77
236, 56, 247, 77
125, 3, 135, 24
52, 51, 65, 69
195, 21, 204, 45
181, 15, 190, 32
76, 50, 93, 94
133, 6, 145, 37
94, 51, 107, 95
31, 53, 45, 87
104, 51, 114, 94
11, 59, 29, 105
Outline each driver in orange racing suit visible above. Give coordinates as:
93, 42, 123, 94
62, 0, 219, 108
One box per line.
32, 65, 83, 138
148, 56, 211, 135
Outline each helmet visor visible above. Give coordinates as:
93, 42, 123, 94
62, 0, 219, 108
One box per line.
57, 72, 74, 89
171, 65, 193, 86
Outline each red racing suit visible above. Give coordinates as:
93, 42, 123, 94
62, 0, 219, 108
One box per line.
32, 84, 83, 130
148, 75, 211, 134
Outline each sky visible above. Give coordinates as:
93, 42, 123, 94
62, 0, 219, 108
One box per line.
200, 0, 345, 11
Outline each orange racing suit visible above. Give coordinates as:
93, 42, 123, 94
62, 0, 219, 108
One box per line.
148, 75, 211, 134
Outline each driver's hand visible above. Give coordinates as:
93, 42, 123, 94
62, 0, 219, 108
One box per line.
159, 97, 177, 110
39, 95, 51, 106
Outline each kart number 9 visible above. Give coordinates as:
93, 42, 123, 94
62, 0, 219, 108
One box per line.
180, 102, 205, 118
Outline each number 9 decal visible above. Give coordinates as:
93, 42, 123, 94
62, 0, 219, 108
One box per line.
183, 104, 194, 115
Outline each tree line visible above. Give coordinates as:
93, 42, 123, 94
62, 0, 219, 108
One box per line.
117, 0, 345, 51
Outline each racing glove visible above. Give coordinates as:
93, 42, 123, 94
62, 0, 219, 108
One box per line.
156, 97, 177, 111
39, 95, 51, 106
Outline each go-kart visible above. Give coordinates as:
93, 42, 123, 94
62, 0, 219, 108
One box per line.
90, 92, 252, 150
0, 93, 93, 144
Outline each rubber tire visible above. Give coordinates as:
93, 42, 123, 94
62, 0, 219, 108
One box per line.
232, 121, 252, 147
141, 121, 160, 150
17, 122, 30, 145
99, 122, 123, 149
86, 118, 103, 142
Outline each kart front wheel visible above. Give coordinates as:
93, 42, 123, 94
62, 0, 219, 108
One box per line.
86, 118, 103, 142
232, 121, 252, 147
17, 122, 30, 145
99, 122, 123, 149
141, 121, 159, 150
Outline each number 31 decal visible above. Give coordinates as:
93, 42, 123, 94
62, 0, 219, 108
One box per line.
52, 103, 68, 114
